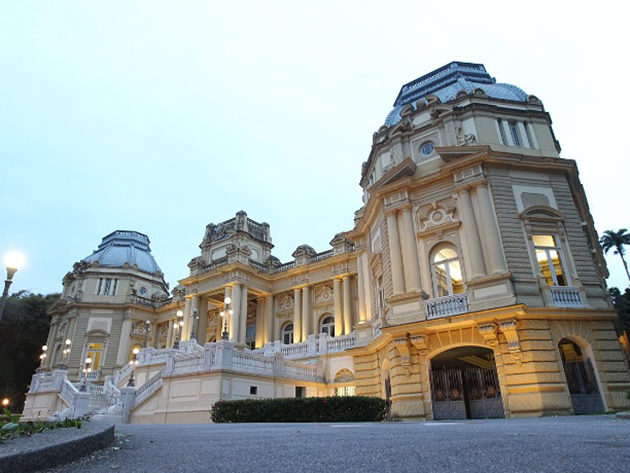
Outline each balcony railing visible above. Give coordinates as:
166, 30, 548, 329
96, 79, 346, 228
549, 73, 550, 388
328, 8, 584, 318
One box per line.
425, 293, 470, 320
550, 286, 584, 308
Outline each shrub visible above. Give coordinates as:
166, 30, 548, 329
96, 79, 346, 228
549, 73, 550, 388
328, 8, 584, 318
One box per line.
0, 409, 85, 443
210, 396, 390, 423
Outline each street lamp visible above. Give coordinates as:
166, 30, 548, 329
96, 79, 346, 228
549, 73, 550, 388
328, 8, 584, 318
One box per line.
173, 310, 184, 349
79, 357, 92, 392
142, 320, 151, 348
60, 339, 72, 370
36, 345, 48, 373
0, 251, 25, 322
2, 398, 9, 410
127, 348, 140, 387
189, 308, 199, 341
220, 296, 233, 341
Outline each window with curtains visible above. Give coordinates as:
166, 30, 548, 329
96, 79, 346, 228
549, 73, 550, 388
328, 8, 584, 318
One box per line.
431, 247, 465, 297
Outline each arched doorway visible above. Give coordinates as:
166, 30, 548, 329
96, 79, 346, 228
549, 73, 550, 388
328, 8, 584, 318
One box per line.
430, 346, 504, 420
558, 338, 604, 414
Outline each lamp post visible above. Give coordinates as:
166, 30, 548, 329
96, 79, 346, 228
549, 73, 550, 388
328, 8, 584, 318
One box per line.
0, 252, 25, 322
189, 308, 199, 342
60, 339, 72, 370
220, 296, 233, 341
79, 357, 93, 392
127, 347, 140, 387
2, 398, 10, 410
36, 345, 48, 373
173, 310, 184, 349
142, 320, 151, 348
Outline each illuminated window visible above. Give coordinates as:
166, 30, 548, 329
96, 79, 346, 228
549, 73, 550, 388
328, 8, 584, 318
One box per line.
334, 386, 356, 396
87, 343, 104, 370
533, 235, 569, 286
320, 316, 335, 337
282, 324, 294, 345
432, 247, 464, 297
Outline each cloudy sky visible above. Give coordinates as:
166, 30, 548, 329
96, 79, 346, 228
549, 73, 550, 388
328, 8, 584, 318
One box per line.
1, 1, 628, 294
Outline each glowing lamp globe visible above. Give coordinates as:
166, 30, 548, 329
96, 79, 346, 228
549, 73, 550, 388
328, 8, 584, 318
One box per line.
4, 252, 25, 271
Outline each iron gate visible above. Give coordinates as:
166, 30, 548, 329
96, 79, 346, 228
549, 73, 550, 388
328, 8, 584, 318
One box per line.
430, 367, 504, 420
562, 359, 604, 414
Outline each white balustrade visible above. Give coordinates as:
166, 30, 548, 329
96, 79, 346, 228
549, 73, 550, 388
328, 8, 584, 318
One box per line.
424, 293, 470, 319
171, 352, 205, 375
550, 286, 584, 308
282, 361, 318, 381
280, 342, 309, 358
232, 351, 275, 375
135, 369, 164, 405
326, 332, 356, 353
60, 378, 79, 406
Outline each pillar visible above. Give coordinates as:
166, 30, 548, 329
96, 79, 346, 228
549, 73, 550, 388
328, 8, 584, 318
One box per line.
166, 319, 174, 348
44, 319, 59, 369
293, 288, 302, 343
150, 322, 158, 348
116, 319, 133, 365
197, 297, 209, 344
356, 254, 367, 323
361, 254, 372, 320
230, 284, 242, 343
400, 206, 422, 292
265, 296, 274, 344
475, 183, 508, 274
255, 298, 265, 348
386, 210, 405, 295
457, 187, 487, 279
239, 285, 248, 345
301, 285, 311, 342
333, 278, 343, 337
182, 298, 192, 341
342, 275, 353, 335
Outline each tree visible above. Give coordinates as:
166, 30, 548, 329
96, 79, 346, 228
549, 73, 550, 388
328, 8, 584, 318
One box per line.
0, 291, 59, 411
609, 287, 630, 335
600, 229, 630, 282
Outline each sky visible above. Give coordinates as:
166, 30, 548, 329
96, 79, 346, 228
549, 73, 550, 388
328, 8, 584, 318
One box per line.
0, 1, 628, 294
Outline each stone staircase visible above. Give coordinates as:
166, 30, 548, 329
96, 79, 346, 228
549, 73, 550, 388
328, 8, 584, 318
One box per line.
87, 385, 115, 414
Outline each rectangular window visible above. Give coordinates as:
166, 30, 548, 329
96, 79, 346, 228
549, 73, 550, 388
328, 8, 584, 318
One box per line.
87, 342, 104, 370
103, 278, 112, 296
509, 121, 521, 148
497, 119, 508, 145
112, 278, 118, 296
376, 276, 384, 317
250, 386, 258, 395
523, 122, 535, 149
533, 235, 569, 286
295, 386, 306, 398
334, 386, 356, 396
97, 278, 103, 295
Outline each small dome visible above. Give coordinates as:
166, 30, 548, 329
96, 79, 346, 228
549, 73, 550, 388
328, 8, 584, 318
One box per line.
82, 231, 162, 275
384, 62, 528, 126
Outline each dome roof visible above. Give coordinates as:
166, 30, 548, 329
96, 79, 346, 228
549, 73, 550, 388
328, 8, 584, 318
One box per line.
384, 62, 528, 127
82, 230, 162, 275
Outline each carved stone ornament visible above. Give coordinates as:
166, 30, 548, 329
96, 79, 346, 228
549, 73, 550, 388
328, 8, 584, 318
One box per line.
477, 323, 499, 347
499, 319, 521, 362
278, 294, 294, 312
393, 337, 412, 376
410, 334, 429, 356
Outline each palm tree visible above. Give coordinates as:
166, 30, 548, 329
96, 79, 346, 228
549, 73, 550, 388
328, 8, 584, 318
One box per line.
600, 229, 630, 282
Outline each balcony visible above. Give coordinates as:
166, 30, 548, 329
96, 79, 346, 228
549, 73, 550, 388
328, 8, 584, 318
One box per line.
424, 293, 470, 320
550, 286, 584, 308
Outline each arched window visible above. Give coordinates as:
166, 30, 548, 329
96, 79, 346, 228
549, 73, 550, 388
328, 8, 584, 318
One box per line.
432, 247, 464, 297
320, 316, 335, 337
282, 323, 294, 345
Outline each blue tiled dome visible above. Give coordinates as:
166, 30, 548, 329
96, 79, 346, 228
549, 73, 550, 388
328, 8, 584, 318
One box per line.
384, 62, 528, 126
82, 231, 162, 275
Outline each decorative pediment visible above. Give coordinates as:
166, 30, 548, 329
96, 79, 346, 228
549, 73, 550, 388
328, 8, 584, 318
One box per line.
368, 157, 417, 192
520, 206, 564, 223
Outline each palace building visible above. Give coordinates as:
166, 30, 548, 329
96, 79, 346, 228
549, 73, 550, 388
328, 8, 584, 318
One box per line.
24, 62, 630, 423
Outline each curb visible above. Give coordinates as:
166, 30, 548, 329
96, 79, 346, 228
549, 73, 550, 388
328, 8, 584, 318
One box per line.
0, 422, 114, 473
615, 411, 630, 420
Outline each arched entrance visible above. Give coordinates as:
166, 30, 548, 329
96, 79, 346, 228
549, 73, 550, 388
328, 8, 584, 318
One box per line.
558, 338, 604, 414
430, 346, 504, 420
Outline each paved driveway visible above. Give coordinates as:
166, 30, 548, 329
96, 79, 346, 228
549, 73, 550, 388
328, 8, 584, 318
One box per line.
56, 416, 630, 473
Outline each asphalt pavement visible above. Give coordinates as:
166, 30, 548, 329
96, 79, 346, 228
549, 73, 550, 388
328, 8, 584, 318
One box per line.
52, 416, 630, 473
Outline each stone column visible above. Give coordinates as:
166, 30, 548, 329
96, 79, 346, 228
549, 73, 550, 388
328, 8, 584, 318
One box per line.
239, 286, 248, 345
386, 210, 405, 295
230, 284, 242, 343
197, 297, 209, 345
457, 187, 487, 279
116, 319, 133, 365
265, 296, 274, 344
301, 285, 311, 342
356, 254, 367, 323
166, 319, 174, 348
342, 275, 353, 335
182, 298, 192, 341
361, 254, 372, 321
44, 320, 59, 369
150, 322, 158, 348
400, 206, 422, 292
66, 316, 78, 343
255, 298, 265, 348
333, 278, 343, 336
475, 183, 508, 274
293, 288, 302, 343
